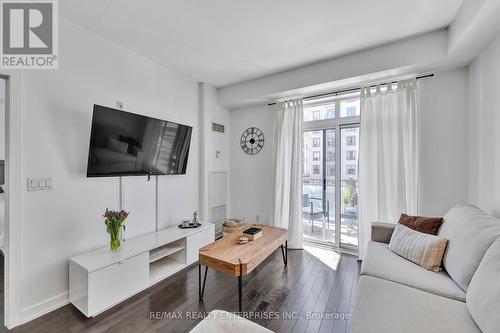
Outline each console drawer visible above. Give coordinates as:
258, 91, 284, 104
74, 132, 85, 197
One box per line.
88, 252, 149, 316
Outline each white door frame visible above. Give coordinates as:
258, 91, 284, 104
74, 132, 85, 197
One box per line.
1, 70, 23, 328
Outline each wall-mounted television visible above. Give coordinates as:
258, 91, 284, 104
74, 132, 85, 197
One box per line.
86, 105, 192, 177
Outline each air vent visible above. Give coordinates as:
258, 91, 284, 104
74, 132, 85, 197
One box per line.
212, 122, 225, 133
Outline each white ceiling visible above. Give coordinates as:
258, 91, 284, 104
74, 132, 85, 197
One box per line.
61, 0, 463, 87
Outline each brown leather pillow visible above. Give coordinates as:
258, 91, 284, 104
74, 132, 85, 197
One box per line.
398, 213, 444, 235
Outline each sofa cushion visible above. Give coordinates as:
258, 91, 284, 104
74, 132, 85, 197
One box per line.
189, 310, 272, 333
371, 222, 396, 243
361, 241, 465, 301
466, 238, 500, 333
352, 276, 481, 333
399, 213, 443, 235
389, 224, 448, 272
439, 205, 500, 290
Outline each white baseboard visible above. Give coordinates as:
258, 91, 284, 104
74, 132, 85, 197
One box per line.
21, 291, 69, 324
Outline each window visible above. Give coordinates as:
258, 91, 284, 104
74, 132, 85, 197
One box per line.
327, 138, 335, 147
346, 150, 356, 160
304, 103, 335, 122
346, 106, 357, 117
327, 152, 335, 162
347, 165, 356, 175
313, 138, 320, 147
313, 165, 320, 174
313, 151, 320, 161
341, 99, 360, 117
328, 165, 335, 177
346, 135, 356, 146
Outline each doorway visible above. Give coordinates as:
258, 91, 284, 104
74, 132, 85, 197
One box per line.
302, 92, 360, 253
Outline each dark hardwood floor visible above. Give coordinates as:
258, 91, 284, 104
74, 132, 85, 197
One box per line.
10, 248, 359, 333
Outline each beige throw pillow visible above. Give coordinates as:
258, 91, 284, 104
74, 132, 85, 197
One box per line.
389, 224, 448, 272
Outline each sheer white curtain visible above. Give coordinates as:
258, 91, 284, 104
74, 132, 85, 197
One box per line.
358, 79, 419, 258
272, 100, 303, 249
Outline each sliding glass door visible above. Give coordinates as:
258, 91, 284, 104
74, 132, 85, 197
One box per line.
302, 93, 360, 251
339, 126, 359, 247
303, 129, 335, 243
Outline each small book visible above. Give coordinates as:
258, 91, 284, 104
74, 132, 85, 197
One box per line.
243, 227, 262, 235
243, 227, 262, 240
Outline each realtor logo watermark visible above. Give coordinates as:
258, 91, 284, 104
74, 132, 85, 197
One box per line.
0, 0, 58, 69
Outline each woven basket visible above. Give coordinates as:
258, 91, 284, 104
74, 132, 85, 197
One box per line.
222, 218, 246, 236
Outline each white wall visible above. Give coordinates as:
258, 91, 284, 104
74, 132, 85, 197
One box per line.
468, 34, 500, 217
418, 68, 469, 216
18, 18, 200, 323
229, 105, 274, 224
199, 83, 230, 222
229, 68, 469, 226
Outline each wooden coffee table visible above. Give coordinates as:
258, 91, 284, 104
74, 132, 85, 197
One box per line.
198, 224, 288, 312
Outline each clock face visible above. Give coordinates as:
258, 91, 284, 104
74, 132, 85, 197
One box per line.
240, 127, 264, 155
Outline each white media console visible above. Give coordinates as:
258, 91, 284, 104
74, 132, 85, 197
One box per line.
69, 223, 215, 317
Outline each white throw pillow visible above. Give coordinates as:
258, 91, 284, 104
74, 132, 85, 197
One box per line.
389, 224, 448, 272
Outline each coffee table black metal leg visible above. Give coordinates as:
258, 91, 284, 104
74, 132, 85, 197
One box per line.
238, 275, 243, 312
281, 240, 288, 266
199, 264, 208, 300
238, 261, 244, 312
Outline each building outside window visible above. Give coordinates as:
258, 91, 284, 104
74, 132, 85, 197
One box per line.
327, 108, 335, 119
340, 99, 360, 117
328, 165, 335, 176
313, 111, 320, 120
327, 152, 334, 162
347, 165, 356, 175
313, 165, 320, 174
346, 106, 357, 117
346, 150, 356, 160
313, 138, 320, 147
327, 138, 335, 147
346, 135, 356, 146
313, 151, 320, 161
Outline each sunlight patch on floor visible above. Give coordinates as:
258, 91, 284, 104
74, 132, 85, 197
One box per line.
304, 245, 341, 271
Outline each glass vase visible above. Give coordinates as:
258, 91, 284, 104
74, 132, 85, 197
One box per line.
109, 228, 122, 251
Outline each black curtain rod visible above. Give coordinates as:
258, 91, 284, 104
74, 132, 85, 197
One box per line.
267, 73, 434, 106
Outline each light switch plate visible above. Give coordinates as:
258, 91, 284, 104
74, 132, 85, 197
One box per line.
27, 177, 53, 191
27, 178, 38, 191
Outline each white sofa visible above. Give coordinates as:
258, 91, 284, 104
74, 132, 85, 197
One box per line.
190, 310, 272, 333
352, 205, 500, 333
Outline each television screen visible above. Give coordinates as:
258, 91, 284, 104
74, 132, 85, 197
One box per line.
86, 105, 192, 177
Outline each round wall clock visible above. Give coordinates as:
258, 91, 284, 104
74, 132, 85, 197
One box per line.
240, 127, 264, 155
